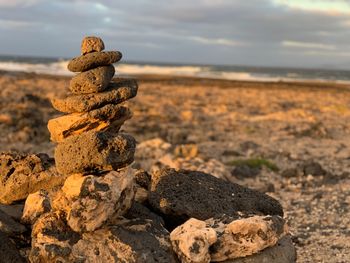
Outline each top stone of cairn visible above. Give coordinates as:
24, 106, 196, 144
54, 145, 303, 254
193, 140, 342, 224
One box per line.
81, 36, 105, 55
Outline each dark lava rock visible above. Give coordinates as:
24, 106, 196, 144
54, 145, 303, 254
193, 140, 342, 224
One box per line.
281, 168, 299, 178
51, 78, 138, 113
0, 152, 64, 204
54, 130, 136, 175
124, 202, 165, 226
69, 65, 115, 94
0, 231, 26, 263
67, 51, 122, 72
301, 161, 326, 176
231, 164, 261, 179
149, 168, 283, 229
134, 169, 151, 189
0, 210, 26, 236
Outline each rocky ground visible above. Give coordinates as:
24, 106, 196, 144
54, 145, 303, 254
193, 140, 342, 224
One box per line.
0, 71, 349, 262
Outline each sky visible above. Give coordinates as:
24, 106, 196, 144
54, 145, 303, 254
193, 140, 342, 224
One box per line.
1, 0, 350, 69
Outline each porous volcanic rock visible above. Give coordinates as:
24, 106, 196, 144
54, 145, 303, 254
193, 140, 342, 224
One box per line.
0, 231, 26, 263
53, 169, 135, 232
69, 65, 115, 94
51, 78, 138, 113
54, 130, 136, 174
170, 218, 217, 263
67, 51, 122, 72
48, 104, 132, 142
0, 152, 65, 204
30, 212, 177, 263
81, 36, 105, 55
21, 190, 51, 225
209, 215, 287, 261
148, 168, 283, 228
222, 236, 296, 263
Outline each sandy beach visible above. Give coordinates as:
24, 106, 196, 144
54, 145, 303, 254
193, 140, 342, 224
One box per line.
0, 70, 349, 262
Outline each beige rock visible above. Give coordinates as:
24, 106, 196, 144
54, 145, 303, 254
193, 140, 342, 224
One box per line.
54, 131, 136, 175
22, 190, 51, 225
209, 215, 287, 262
69, 65, 115, 94
0, 152, 66, 205
48, 104, 131, 142
51, 78, 138, 113
53, 169, 135, 232
170, 218, 217, 263
81, 36, 105, 55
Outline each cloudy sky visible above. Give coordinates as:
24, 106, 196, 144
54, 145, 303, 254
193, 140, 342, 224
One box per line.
1, 0, 350, 68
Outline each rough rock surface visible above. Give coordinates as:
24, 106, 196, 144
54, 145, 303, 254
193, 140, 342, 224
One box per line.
69, 65, 115, 94
209, 215, 287, 261
54, 130, 136, 174
223, 236, 296, 263
51, 78, 138, 113
0, 152, 65, 204
48, 104, 131, 142
53, 169, 135, 232
170, 218, 217, 263
21, 190, 51, 225
67, 51, 122, 72
0, 231, 26, 263
0, 209, 26, 235
30, 212, 177, 263
81, 36, 105, 55
0, 204, 24, 221
149, 168, 283, 227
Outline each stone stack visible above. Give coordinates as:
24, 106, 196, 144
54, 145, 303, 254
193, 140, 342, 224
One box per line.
46, 37, 138, 234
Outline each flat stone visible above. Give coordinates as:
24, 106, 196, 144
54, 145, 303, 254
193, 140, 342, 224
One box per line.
21, 190, 51, 225
222, 236, 296, 263
67, 51, 122, 72
48, 104, 131, 142
170, 218, 217, 263
30, 212, 177, 263
148, 168, 283, 229
209, 215, 287, 261
0, 209, 26, 235
0, 152, 65, 205
0, 231, 26, 263
51, 78, 138, 113
54, 130, 136, 175
69, 65, 115, 94
53, 169, 135, 232
81, 36, 105, 55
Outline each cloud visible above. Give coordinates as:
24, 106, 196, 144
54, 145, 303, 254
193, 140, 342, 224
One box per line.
0, 0, 350, 68
282, 41, 336, 50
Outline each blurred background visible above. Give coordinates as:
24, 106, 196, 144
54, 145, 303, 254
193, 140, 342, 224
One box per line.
1, 0, 350, 81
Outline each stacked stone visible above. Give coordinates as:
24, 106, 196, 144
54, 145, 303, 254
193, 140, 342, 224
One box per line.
46, 36, 138, 233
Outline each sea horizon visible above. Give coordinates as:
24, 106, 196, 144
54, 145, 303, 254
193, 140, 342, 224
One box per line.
1, 54, 350, 83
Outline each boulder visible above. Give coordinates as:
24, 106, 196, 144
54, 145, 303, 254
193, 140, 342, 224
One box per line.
69, 65, 115, 94
0, 231, 26, 263
22, 190, 51, 225
81, 36, 105, 55
54, 131, 136, 175
170, 218, 217, 263
149, 168, 283, 228
0, 152, 65, 204
30, 212, 177, 263
53, 169, 135, 232
67, 51, 122, 72
51, 78, 138, 113
48, 104, 131, 142
209, 215, 287, 261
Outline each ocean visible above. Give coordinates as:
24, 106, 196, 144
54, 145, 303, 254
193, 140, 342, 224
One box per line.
0, 54, 350, 83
